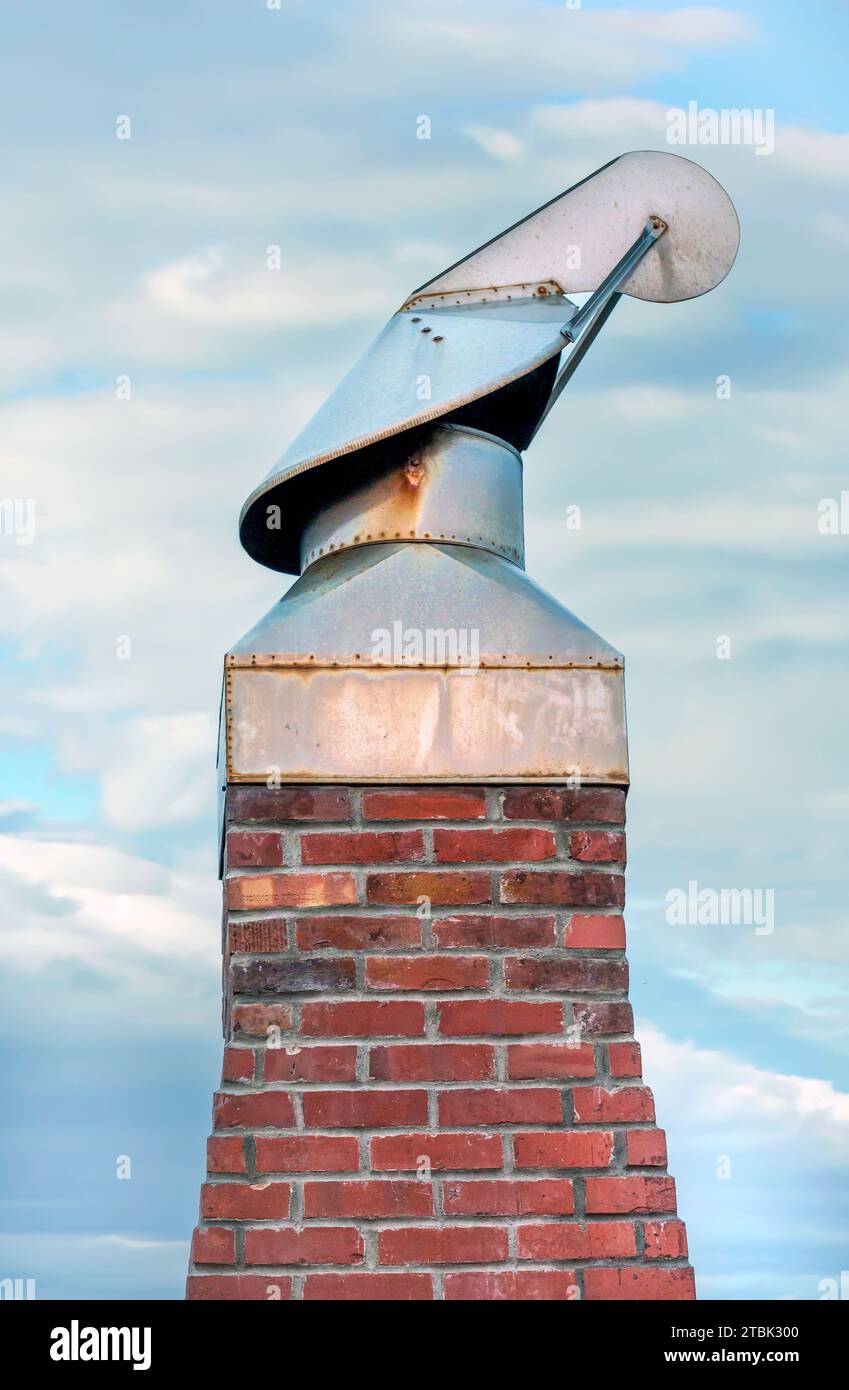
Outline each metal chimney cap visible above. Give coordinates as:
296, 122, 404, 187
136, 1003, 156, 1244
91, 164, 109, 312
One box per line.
239, 150, 739, 574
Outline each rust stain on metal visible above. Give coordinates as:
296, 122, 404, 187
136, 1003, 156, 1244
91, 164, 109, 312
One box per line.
403, 459, 426, 489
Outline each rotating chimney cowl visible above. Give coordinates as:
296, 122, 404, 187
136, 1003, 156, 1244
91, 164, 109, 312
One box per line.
222, 150, 739, 807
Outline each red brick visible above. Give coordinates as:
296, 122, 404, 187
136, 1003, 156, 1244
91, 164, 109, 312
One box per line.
371, 1133, 502, 1172
502, 787, 625, 824
564, 914, 626, 949
227, 831, 284, 868
438, 999, 563, 1037
304, 1273, 433, 1301
505, 957, 628, 993
506, 1043, 596, 1080
263, 1045, 357, 1084
433, 914, 556, 949
367, 871, 490, 906
573, 1086, 655, 1124
213, 1090, 295, 1130
443, 1179, 574, 1217
206, 1135, 245, 1174
364, 789, 486, 821
301, 1090, 428, 1129
584, 1266, 695, 1300
229, 918, 288, 953
201, 1182, 291, 1220
296, 915, 421, 950
445, 1270, 578, 1301
627, 1129, 668, 1168
245, 1226, 364, 1267
366, 955, 487, 992
370, 1044, 494, 1082
434, 827, 556, 863
513, 1130, 613, 1170
500, 871, 624, 909
609, 1041, 642, 1078
222, 1047, 254, 1083
226, 873, 357, 911
301, 830, 425, 865
572, 1001, 633, 1037
231, 957, 355, 995
231, 1003, 293, 1038
438, 1088, 562, 1127
379, 1226, 509, 1266
569, 830, 626, 864
584, 1176, 676, 1215
194, 782, 695, 1303
229, 922, 289, 956
302, 1001, 425, 1038
227, 786, 350, 823
254, 1135, 359, 1172
187, 1274, 292, 1301
643, 1218, 689, 1259
517, 1222, 637, 1261
303, 1181, 433, 1219
191, 1227, 235, 1265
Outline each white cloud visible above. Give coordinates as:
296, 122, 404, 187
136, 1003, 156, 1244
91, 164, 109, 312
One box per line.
0, 800, 37, 821
99, 713, 216, 831
0, 834, 219, 970
642, 1024, 849, 1148
383, 3, 752, 93
605, 8, 753, 46
464, 126, 525, 163
532, 95, 670, 142
778, 127, 849, 181
142, 248, 391, 330
639, 1026, 849, 1297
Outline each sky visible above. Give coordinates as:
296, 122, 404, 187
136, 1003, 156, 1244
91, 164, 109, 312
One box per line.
0, 0, 847, 1301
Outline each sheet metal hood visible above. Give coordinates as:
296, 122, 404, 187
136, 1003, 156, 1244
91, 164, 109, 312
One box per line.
239, 150, 740, 574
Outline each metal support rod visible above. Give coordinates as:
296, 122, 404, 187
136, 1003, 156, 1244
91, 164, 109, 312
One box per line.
529, 216, 667, 443
529, 293, 622, 442
533, 216, 666, 439
564, 216, 667, 343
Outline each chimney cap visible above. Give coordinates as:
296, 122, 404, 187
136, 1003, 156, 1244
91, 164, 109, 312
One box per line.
240, 150, 739, 574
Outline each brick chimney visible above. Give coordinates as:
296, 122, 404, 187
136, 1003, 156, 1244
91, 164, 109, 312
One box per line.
186, 152, 739, 1299
187, 781, 694, 1301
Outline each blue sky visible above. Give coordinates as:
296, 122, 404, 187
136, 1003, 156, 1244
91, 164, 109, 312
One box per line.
0, 0, 847, 1300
